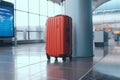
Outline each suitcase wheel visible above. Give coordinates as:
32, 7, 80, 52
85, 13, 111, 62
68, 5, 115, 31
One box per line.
69, 55, 72, 61
55, 57, 58, 62
69, 54, 72, 61
46, 53, 50, 60
62, 56, 66, 62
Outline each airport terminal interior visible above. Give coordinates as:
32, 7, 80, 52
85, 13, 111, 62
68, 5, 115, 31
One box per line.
0, 0, 120, 80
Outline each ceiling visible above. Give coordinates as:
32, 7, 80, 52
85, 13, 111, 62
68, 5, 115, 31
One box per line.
48, 0, 110, 11
92, 0, 110, 11
0, 0, 110, 11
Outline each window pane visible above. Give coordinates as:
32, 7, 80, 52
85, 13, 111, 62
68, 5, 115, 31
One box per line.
54, 3, 62, 15
30, 32, 40, 40
61, 2, 65, 14
26, 32, 29, 40
40, 0, 47, 16
17, 31, 28, 40
40, 31, 46, 41
29, 14, 40, 31
17, 32, 24, 40
16, 11, 28, 30
40, 16, 47, 29
16, 0, 28, 11
48, 1, 54, 16
40, 16, 47, 41
29, 0, 39, 14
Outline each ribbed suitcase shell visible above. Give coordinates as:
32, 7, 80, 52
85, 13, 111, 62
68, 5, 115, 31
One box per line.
46, 15, 72, 57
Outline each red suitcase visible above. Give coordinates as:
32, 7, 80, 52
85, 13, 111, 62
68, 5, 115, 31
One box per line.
46, 15, 72, 61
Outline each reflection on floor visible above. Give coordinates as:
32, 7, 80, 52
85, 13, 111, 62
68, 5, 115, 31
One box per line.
0, 42, 119, 80
82, 41, 120, 80
82, 70, 120, 80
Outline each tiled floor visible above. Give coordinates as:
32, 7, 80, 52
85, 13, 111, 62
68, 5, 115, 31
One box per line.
82, 41, 120, 80
0, 41, 119, 80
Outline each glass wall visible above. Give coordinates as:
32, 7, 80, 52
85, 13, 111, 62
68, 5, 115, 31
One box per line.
3, 0, 64, 41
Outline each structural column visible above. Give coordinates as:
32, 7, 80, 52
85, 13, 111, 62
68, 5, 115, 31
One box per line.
65, 0, 93, 57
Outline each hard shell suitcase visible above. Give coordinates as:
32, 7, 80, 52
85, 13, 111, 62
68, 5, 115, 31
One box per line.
46, 15, 72, 61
